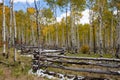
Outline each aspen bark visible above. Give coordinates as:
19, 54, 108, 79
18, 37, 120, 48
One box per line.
12, 0, 17, 61
89, 10, 93, 52
54, 4, 58, 47
116, 10, 120, 58
70, 3, 76, 53
2, 0, 6, 56
98, 0, 103, 55
65, 8, 69, 50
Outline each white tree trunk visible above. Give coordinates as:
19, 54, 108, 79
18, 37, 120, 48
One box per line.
6, 0, 13, 59
12, 0, 17, 61
116, 10, 120, 58
70, 3, 76, 52
65, 8, 68, 49
10, 0, 13, 47
110, 14, 113, 49
48, 31, 50, 45
31, 21, 36, 46
98, 1, 103, 55
62, 24, 65, 47
89, 10, 93, 52
54, 6, 58, 47
77, 25, 80, 49
2, 0, 6, 56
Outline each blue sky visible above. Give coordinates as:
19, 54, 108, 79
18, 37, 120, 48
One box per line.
0, 0, 89, 24
2, 0, 48, 11
1, 0, 62, 16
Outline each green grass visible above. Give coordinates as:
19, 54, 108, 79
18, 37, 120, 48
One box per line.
0, 48, 45, 80
66, 52, 115, 58
0, 68, 4, 76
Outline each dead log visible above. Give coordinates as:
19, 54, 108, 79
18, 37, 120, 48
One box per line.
43, 54, 120, 62
40, 64, 120, 75
40, 69, 109, 80
40, 58, 120, 68
41, 50, 64, 53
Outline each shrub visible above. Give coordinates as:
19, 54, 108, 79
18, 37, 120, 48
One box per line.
81, 45, 90, 54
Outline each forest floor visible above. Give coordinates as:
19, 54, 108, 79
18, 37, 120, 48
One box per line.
0, 48, 119, 80
0, 48, 46, 80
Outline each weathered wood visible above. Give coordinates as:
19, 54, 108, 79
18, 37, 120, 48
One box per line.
41, 50, 64, 53
40, 64, 120, 75
40, 58, 120, 68
43, 54, 120, 62
42, 70, 109, 80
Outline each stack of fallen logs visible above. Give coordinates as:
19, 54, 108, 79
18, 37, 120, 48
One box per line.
32, 49, 65, 72
40, 55, 120, 75
31, 50, 120, 79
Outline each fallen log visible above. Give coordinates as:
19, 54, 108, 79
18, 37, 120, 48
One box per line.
33, 50, 64, 53
42, 50, 63, 52
40, 64, 120, 75
43, 54, 120, 62
40, 58, 120, 68
42, 70, 109, 80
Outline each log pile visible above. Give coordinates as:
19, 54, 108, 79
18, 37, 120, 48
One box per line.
26, 48, 120, 79
32, 51, 120, 76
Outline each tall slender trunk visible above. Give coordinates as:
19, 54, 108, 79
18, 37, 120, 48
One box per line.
2, 0, 6, 56
98, 0, 103, 55
45, 32, 47, 47
65, 8, 69, 51
70, 3, 76, 53
83, 33, 85, 46
74, 11, 80, 52
18, 26, 21, 44
77, 24, 80, 50
48, 30, 50, 46
22, 29, 24, 44
12, 0, 17, 61
93, 25, 96, 53
116, 10, 120, 58
31, 21, 35, 46
34, 0, 41, 52
10, 0, 13, 47
62, 23, 65, 47
7, 0, 13, 59
89, 10, 93, 53
54, 5, 58, 47
6, 25, 9, 58
103, 27, 106, 53
110, 12, 113, 49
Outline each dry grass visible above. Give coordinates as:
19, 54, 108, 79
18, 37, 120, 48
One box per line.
0, 48, 45, 80
0, 64, 45, 80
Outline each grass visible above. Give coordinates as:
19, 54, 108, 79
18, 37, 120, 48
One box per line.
0, 68, 4, 76
66, 52, 114, 58
0, 48, 45, 80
